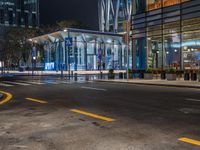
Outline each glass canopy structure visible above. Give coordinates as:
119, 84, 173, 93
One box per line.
31, 28, 129, 71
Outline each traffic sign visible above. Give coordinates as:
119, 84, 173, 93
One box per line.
65, 37, 73, 47
32, 47, 36, 58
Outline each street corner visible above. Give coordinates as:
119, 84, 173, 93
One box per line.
0, 90, 13, 105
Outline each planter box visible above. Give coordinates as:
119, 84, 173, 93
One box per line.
144, 73, 153, 80
166, 74, 176, 81
129, 73, 133, 79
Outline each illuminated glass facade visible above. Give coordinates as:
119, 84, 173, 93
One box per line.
0, 0, 39, 27
131, 0, 200, 71
31, 29, 128, 71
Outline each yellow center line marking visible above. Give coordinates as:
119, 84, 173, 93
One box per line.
25, 98, 48, 104
0, 91, 13, 105
179, 137, 200, 146
70, 109, 115, 122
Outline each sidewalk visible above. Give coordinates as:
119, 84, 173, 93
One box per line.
1, 70, 126, 76
95, 79, 200, 89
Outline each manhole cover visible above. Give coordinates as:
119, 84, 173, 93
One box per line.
179, 108, 200, 114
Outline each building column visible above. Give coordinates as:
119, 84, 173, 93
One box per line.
84, 42, 88, 70
74, 37, 78, 71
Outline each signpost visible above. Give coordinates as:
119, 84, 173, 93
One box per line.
98, 48, 103, 79
65, 37, 73, 79
32, 47, 36, 76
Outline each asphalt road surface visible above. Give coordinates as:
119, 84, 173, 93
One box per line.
0, 76, 200, 150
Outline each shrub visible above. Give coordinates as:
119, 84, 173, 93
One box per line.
109, 69, 114, 74
145, 68, 153, 73
128, 69, 133, 74
166, 68, 176, 74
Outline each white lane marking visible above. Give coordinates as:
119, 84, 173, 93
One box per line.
81, 86, 107, 91
13, 145, 28, 148
18, 80, 45, 85
185, 98, 200, 102
0, 83, 14, 87
2, 81, 30, 86
58, 81, 71, 84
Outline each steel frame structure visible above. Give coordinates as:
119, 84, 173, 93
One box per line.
98, 0, 132, 33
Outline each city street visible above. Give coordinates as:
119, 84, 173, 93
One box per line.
0, 76, 200, 150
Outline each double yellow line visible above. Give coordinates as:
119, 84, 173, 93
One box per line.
0, 90, 13, 105
70, 109, 115, 122
25, 98, 48, 104
179, 137, 200, 146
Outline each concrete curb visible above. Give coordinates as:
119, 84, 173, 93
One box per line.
95, 80, 200, 89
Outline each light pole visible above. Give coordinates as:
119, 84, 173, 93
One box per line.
124, 21, 130, 80
64, 29, 72, 80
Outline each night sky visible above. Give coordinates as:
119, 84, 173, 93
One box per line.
40, 0, 99, 30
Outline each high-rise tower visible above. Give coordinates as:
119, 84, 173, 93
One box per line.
98, 0, 132, 33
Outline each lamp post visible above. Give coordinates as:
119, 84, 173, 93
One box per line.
64, 29, 72, 80
124, 21, 130, 80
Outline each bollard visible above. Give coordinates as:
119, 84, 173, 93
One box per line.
100, 72, 103, 79
71, 71, 74, 78
85, 74, 89, 81
119, 72, 123, 79
74, 73, 78, 81
184, 73, 190, 81
191, 73, 197, 81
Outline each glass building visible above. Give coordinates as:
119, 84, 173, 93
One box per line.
0, 0, 39, 27
31, 28, 128, 71
98, 0, 132, 33
131, 0, 200, 71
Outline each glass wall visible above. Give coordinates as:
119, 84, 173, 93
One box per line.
182, 18, 200, 70
41, 31, 127, 71
131, 0, 200, 71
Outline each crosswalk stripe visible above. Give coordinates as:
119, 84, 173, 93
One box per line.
0, 83, 14, 87
17, 80, 45, 85
2, 81, 30, 86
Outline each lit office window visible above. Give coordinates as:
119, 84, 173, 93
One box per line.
163, 0, 190, 7
163, 0, 180, 7
147, 0, 161, 11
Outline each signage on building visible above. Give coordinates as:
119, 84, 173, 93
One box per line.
65, 37, 73, 47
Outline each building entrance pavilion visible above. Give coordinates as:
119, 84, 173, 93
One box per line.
31, 28, 129, 72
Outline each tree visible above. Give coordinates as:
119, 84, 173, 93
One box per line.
3, 27, 40, 69
56, 20, 89, 29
